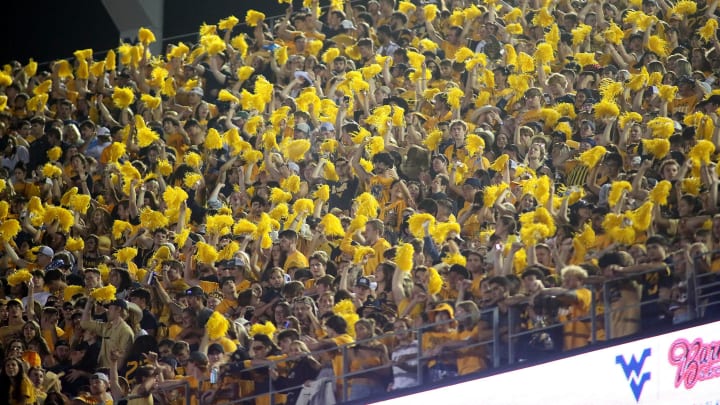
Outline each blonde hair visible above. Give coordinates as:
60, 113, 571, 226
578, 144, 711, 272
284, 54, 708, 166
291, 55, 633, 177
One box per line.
561, 265, 588, 281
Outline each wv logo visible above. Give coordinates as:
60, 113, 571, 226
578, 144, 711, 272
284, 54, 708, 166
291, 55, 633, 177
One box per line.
616, 348, 652, 402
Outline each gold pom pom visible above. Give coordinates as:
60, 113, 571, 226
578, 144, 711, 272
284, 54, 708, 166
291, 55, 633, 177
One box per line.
138, 27, 156, 45
245, 10, 265, 27
699, 19, 718, 42
642, 138, 670, 159
608, 181, 633, 208
0, 220, 21, 243
140, 207, 169, 231
90, 285, 117, 303
395, 243, 414, 272
649, 180, 672, 206
115, 246, 138, 263
7, 269, 33, 287
218, 15, 239, 31
578, 145, 608, 168
647, 117, 676, 138
427, 267, 443, 295
619, 112, 643, 129
207, 311, 230, 339
47, 146, 62, 162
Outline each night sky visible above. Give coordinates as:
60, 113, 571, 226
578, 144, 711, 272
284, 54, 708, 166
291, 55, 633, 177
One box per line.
2, 0, 291, 68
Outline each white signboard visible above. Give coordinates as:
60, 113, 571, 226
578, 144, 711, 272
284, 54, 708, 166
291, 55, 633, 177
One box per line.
371, 321, 720, 404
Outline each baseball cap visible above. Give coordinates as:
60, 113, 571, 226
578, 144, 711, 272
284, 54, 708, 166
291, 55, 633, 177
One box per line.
190, 87, 204, 96
185, 286, 205, 297
429, 302, 455, 321
91, 372, 109, 383
340, 19, 356, 30
320, 122, 335, 132
38, 246, 54, 257
108, 299, 128, 310
355, 276, 371, 289
463, 178, 482, 188
97, 126, 111, 137
295, 122, 311, 134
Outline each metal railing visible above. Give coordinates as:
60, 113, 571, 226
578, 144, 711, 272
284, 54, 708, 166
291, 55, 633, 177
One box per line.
138, 251, 720, 405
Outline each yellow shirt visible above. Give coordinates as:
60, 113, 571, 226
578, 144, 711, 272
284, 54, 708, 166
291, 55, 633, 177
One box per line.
363, 238, 392, 276
284, 250, 309, 271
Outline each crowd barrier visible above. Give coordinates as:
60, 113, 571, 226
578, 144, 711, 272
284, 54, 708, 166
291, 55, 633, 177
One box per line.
120, 250, 719, 405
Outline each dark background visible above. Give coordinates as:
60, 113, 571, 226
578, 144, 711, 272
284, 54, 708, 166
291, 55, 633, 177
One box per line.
1, 0, 291, 67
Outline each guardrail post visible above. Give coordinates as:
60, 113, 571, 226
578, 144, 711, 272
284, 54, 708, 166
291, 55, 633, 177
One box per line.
417, 325, 424, 386
603, 280, 612, 341
590, 285, 597, 344
341, 344, 349, 403
691, 254, 700, 320
507, 308, 515, 365
492, 307, 500, 368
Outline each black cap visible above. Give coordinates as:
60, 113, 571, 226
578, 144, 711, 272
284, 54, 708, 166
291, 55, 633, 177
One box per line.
463, 178, 482, 188
356, 276, 371, 289
108, 299, 128, 310
449, 264, 471, 279
185, 286, 205, 297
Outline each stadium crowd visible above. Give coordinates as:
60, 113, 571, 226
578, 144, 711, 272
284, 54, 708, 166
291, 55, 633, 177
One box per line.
1, 0, 720, 403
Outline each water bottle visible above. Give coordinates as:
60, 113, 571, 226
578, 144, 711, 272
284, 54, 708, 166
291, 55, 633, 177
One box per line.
210, 367, 219, 384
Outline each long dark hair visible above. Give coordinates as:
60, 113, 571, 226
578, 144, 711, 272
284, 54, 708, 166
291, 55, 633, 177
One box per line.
0, 357, 27, 404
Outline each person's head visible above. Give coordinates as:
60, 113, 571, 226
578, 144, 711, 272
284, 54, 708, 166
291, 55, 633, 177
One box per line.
354, 318, 376, 340
363, 219, 384, 243
128, 288, 151, 310
90, 372, 110, 395
187, 351, 209, 374
277, 329, 300, 354
646, 235, 669, 262
323, 314, 348, 337
561, 265, 588, 289
279, 229, 299, 253
309, 251, 328, 278
3, 357, 24, 380
251, 334, 279, 359
106, 299, 128, 322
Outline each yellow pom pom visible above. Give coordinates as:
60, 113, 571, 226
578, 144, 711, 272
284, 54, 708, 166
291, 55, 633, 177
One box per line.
319, 213, 345, 237
355, 193, 380, 218
207, 311, 230, 340
282, 139, 311, 162
594, 99, 620, 119
184, 152, 203, 170
245, 10, 265, 27
42, 163, 62, 179
394, 243, 414, 272
535, 43, 554, 64
66, 236, 85, 252
647, 116, 676, 138
64, 285, 85, 302
647, 35, 669, 58
574, 52, 598, 67
699, 19, 718, 42
427, 267, 443, 295
218, 15, 239, 31
649, 180, 672, 206
322, 47, 341, 65
642, 138, 670, 159
466, 134, 485, 157
408, 213, 436, 239
293, 198, 315, 215
112, 220, 133, 240
533, 7, 554, 28
354, 246, 376, 264
672, 0, 697, 16
608, 181, 633, 208
0, 220, 21, 243
578, 146, 607, 168
7, 269, 33, 287
114, 246, 138, 264
627, 67, 650, 92
249, 321, 277, 338
138, 27, 156, 45
688, 139, 716, 165
484, 183, 509, 207
90, 285, 117, 303
313, 184, 330, 202
323, 162, 339, 181
205, 128, 224, 150
206, 214, 234, 236
604, 23, 625, 45
140, 207, 169, 231
195, 242, 219, 264
424, 4, 439, 22
112, 87, 135, 109
47, 146, 63, 162
619, 112, 643, 129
